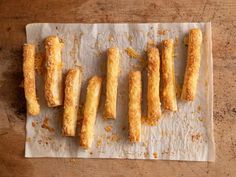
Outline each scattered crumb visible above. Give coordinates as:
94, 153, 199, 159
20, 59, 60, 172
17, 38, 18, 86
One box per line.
191, 133, 201, 142
104, 125, 112, 132
90, 152, 93, 155
184, 36, 189, 45
108, 34, 115, 42
128, 35, 133, 44
122, 126, 126, 131
198, 117, 204, 122
107, 134, 120, 142
125, 47, 142, 60
35, 52, 45, 75
32, 121, 36, 127
143, 142, 147, 147
153, 152, 158, 159
96, 139, 102, 148
205, 80, 208, 87
197, 105, 201, 112
26, 137, 31, 142
158, 29, 168, 35
175, 36, 179, 45
41, 117, 55, 133
144, 152, 149, 158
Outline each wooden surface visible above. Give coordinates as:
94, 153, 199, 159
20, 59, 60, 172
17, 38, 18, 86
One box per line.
0, 0, 236, 176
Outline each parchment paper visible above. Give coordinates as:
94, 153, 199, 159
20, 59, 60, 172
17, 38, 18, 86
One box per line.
25, 23, 214, 161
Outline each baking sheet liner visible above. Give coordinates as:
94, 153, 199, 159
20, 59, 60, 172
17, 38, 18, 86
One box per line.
25, 23, 214, 161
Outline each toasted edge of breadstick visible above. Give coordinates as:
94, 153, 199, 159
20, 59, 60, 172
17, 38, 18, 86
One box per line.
23, 44, 40, 116
181, 29, 203, 101
80, 76, 102, 149
104, 47, 120, 119
62, 67, 82, 136
147, 47, 162, 125
44, 36, 63, 107
161, 39, 177, 111
128, 71, 141, 142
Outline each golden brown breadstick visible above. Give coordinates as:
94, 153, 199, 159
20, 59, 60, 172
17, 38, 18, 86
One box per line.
181, 29, 202, 101
161, 39, 177, 111
23, 44, 40, 116
62, 68, 82, 136
147, 47, 161, 125
128, 71, 141, 142
44, 36, 63, 107
104, 47, 120, 119
80, 76, 102, 149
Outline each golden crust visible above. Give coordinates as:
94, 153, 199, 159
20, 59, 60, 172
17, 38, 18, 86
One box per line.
23, 44, 40, 116
147, 47, 161, 125
104, 47, 120, 119
62, 68, 82, 136
161, 39, 177, 111
80, 76, 102, 149
181, 29, 202, 101
128, 71, 141, 142
44, 36, 63, 107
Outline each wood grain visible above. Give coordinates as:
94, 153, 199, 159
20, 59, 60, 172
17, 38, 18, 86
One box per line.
0, 0, 236, 176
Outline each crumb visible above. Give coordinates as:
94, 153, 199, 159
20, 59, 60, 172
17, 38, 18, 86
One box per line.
96, 139, 102, 148
191, 133, 201, 142
197, 105, 201, 112
41, 117, 55, 133
144, 152, 149, 158
122, 126, 126, 131
107, 134, 120, 142
175, 36, 179, 44
32, 121, 36, 127
26, 137, 31, 142
108, 34, 115, 42
153, 152, 158, 159
90, 152, 93, 155
198, 117, 204, 122
125, 47, 142, 60
104, 125, 112, 132
143, 142, 147, 147
158, 29, 168, 35
184, 36, 189, 45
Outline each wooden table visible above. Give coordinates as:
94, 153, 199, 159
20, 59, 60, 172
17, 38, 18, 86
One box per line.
0, 0, 235, 176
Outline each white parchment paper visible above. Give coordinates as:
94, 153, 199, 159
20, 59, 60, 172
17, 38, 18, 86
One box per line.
25, 23, 214, 161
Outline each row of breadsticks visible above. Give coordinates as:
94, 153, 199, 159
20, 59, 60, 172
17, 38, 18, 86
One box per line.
23, 28, 202, 149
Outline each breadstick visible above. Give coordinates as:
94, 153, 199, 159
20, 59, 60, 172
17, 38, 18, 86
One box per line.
80, 76, 102, 149
62, 68, 82, 136
44, 36, 63, 107
147, 47, 161, 125
104, 47, 120, 119
128, 71, 141, 142
23, 44, 40, 116
161, 39, 177, 111
181, 29, 202, 101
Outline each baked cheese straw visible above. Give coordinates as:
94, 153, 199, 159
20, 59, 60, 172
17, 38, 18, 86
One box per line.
128, 71, 141, 142
181, 29, 203, 101
147, 47, 161, 125
62, 68, 82, 136
23, 44, 40, 116
80, 76, 102, 149
161, 39, 177, 111
104, 47, 120, 119
44, 36, 63, 107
